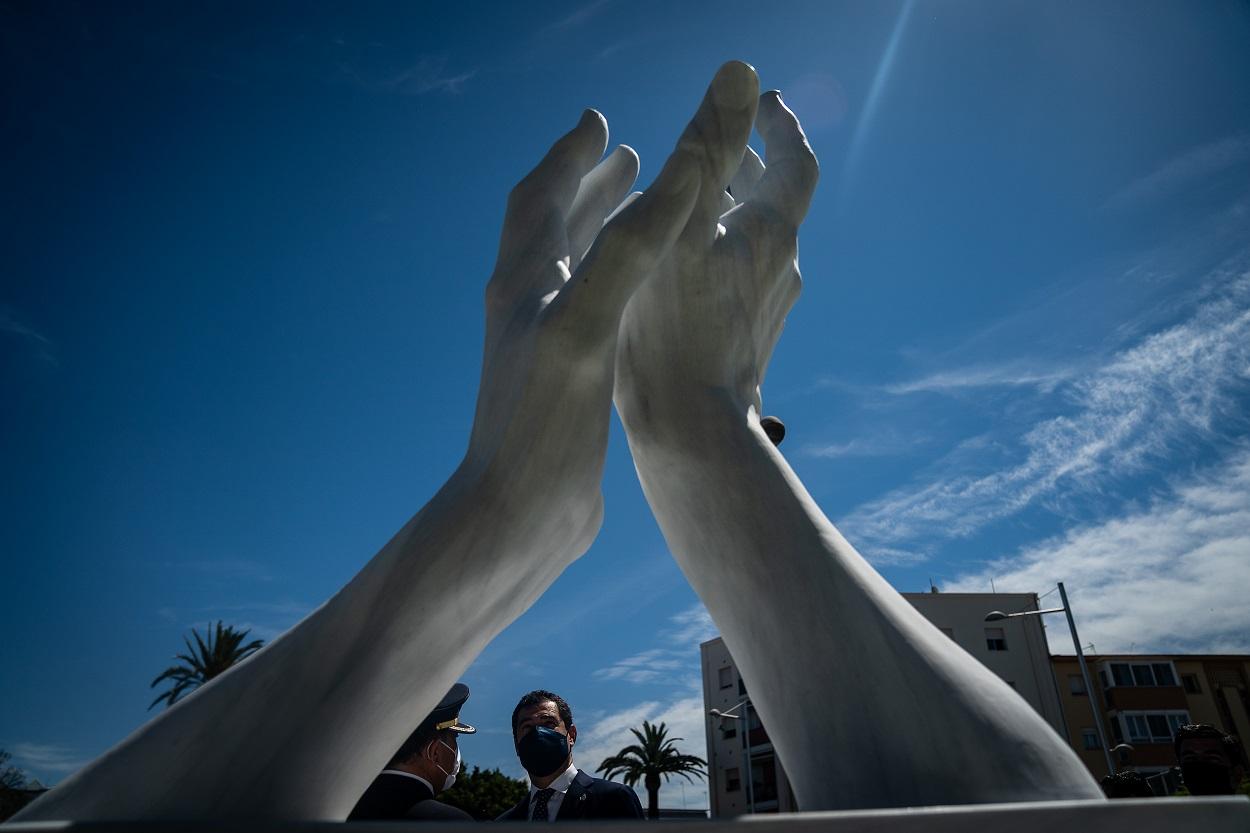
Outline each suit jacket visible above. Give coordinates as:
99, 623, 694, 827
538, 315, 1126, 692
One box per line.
348, 771, 474, 821
496, 769, 644, 822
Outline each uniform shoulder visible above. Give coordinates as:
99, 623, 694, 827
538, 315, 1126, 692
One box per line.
409, 798, 475, 821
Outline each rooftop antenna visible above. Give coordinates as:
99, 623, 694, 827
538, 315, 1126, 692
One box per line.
990, 577, 997, 593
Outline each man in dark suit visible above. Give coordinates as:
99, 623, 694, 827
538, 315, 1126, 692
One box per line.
497, 690, 644, 822
349, 683, 476, 821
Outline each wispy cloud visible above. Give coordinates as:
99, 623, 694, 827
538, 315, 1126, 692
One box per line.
946, 447, 1250, 654
1, 305, 57, 365
176, 558, 275, 582
592, 604, 715, 685
802, 432, 927, 460
882, 362, 1074, 396
339, 55, 475, 96
541, 0, 612, 34
841, 266, 1250, 550
594, 649, 685, 685
666, 605, 716, 646
856, 545, 930, 566
1103, 133, 1250, 215
10, 742, 90, 777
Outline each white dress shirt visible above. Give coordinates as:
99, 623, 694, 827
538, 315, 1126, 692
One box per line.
528, 764, 578, 820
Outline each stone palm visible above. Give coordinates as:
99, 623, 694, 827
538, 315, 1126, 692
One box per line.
148, 622, 263, 710
596, 720, 706, 819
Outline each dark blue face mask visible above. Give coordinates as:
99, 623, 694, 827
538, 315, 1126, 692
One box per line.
517, 725, 570, 778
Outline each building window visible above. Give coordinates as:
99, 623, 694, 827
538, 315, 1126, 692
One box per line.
751, 756, 779, 803
939, 627, 955, 640
1068, 674, 1087, 696
1118, 711, 1190, 743
725, 768, 740, 792
1104, 661, 1179, 688
985, 627, 1007, 651
1082, 729, 1100, 750
1182, 673, 1202, 694
1125, 714, 1151, 743
738, 677, 747, 696
718, 666, 733, 689
1152, 663, 1177, 686
721, 721, 737, 740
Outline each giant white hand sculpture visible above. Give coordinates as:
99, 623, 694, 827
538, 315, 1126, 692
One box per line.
614, 84, 1105, 809
14, 64, 761, 822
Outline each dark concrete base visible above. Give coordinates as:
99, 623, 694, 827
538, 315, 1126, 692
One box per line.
5, 797, 1248, 833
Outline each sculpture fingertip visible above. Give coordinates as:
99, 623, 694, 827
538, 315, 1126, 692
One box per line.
720, 59, 757, 75
612, 144, 640, 167
711, 61, 761, 111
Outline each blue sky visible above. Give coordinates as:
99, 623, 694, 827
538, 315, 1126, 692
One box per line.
3, 0, 1250, 811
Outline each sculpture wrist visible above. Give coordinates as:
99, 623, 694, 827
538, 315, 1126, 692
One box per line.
616, 383, 763, 454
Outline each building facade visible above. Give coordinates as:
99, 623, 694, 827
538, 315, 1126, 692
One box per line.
1052, 652, 1250, 786
699, 591, 1064, 817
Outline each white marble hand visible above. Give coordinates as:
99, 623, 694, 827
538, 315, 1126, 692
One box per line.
616, 89, 814, 435
465, 111, 693, 545
615, 83, 1104, 809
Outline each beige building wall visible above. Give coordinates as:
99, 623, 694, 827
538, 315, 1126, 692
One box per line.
1051, 653, 1250, 785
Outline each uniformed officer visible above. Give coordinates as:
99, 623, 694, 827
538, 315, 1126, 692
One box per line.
348, 683, 477, 821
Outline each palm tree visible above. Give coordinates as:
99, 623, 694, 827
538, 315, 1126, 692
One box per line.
596, 720, 706, 819
149, 621, 263, 710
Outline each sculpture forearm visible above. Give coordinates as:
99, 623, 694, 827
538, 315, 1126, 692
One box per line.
17, 462, 599, 822
620, 400, 1104, 809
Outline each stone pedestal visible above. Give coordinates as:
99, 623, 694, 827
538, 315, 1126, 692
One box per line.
5, 797, 1248, 833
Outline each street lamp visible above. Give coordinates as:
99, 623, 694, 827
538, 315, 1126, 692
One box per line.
708, 699, 756, 814
985, 581, 1116, 776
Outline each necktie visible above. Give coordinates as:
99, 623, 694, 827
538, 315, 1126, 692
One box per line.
532, 787, 556, 821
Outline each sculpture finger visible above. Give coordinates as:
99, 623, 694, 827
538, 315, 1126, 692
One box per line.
674, 61, 760, 250
605, 190, 642, 222
729, 146, 765, 205
752, 91, 819, 228
553, 148, 700, 332
494, 109, 609, 276
567, 145, 640, 273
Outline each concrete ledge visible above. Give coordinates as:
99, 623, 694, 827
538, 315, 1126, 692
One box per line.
5, 797, 1249, 833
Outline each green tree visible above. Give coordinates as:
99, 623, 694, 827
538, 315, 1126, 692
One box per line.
0, 750, 24, 791
0, 749, 35, 822
439, 762, 529, 820
596, 720, 706, 819
149, 621, 263, 709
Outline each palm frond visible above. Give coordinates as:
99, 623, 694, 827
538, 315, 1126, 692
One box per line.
148, 621, 265, 709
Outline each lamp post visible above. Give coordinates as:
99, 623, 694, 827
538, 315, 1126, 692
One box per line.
708, 699, 755, 814
985, 581, 1115, 776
